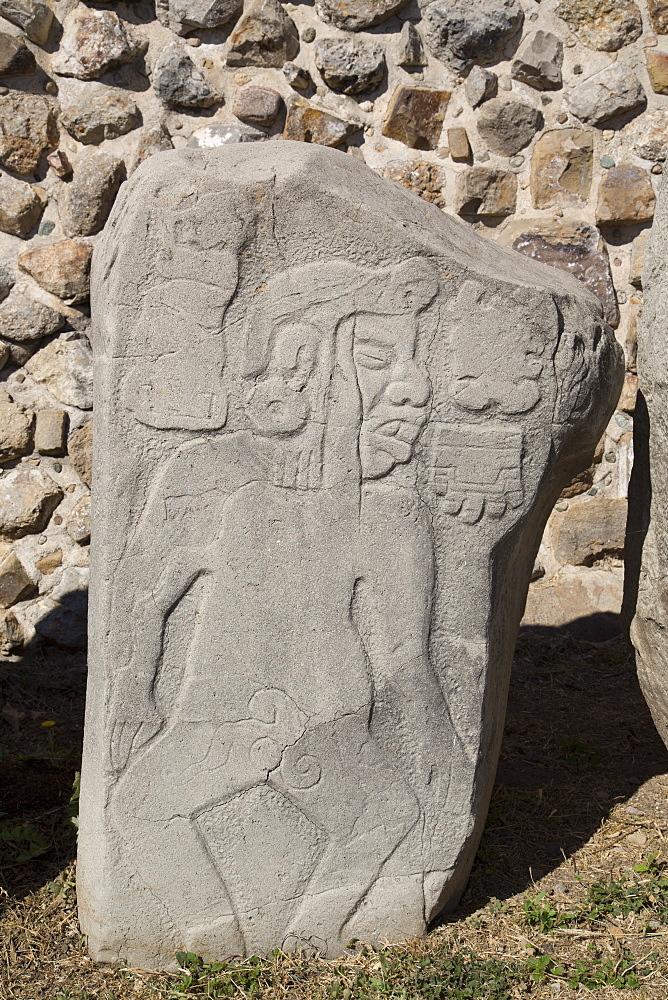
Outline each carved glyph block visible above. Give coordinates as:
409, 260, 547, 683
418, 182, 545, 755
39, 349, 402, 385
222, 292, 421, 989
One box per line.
78, 142, 623, 967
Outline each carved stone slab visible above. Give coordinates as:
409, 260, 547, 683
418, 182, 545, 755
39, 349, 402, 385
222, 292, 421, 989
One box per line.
78, 142, 623, 967
628, 177, 668, 749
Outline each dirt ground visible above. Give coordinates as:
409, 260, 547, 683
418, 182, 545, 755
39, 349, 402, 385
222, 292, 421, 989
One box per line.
1, 628, 668, 999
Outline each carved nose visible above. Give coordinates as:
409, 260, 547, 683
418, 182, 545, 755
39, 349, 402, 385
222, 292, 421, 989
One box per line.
387, 374, 430, 407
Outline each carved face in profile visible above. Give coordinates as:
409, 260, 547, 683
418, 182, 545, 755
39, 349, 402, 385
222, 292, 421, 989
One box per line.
353, 314, 431, 480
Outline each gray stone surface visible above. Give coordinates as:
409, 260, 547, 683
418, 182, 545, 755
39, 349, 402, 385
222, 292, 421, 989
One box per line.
423, 0, 524, 73
0, 174, 43, 238
476, 99, 543, 156
628, 175, 668, 751
0, 286, 64, 343
565, 64, 646, 126
25, 334, 93, 409
315, 0, 410, 31
0, 0, 52, 44
0, 390, 33, 463
465, 65, 496, 108
314, 38, 385, 95
57, 152, 125, 238
59, 80, 140, 144
51, 8, 144, 81
153, 44, 216, 109
78, 142, 622, 968
0, 30, 35, 75
511, 30, 563, 91
156, 0, 243, 34
226, 0, 299, 68
397, 22, 425, 68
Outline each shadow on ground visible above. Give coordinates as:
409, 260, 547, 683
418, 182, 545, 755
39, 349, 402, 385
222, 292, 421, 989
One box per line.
446, 629, 668, 925
2, 611, 668, 924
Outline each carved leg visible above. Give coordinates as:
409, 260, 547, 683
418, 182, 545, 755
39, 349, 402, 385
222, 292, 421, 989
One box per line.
276, 713, 420, 954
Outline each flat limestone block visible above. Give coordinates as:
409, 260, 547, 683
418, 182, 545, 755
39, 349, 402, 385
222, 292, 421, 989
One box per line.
78, 141, 623, 969
628, 175, 668, 749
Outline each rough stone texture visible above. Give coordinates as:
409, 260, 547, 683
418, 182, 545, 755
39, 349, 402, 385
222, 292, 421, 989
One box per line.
314, 38, 385, 96
34, 408, 67, 456
51, 8, 144, 81
530, 129, 593, 209
188, 122, 267, 146
510, 224, 619, 329
18, 240, 92, 303
465, 65, 496, 108
58, 152, 125, 238
381, 160, 446, 208
0, 286, 64, 343
476, 99, 543, 156
284, 98, 360, 145
397, 22, 424, 68
0, 31, 34, 75
226, 0, 299, 69
511, 31, 563, 91
565, 64, 646, 126
624, 109, 668, 161
648, 0, 668, 34
157, 0, 243, 34
628, 174, 668, 749
0, 92, 57, 175
555, 0, 642, 52
447, 126, 471, 162
25, 335, 93, 409
523, 566, 623, 640
0, 550, 33, 607
551, 496, 627, 566
47, 149, 73, 179
423, 0, 524, 73
596, 165, 656, 226
315, 0, 410, 31
233, 86, 283, 126
67, 494, 91, 544
153, 44, 216, 109
382, 86, 450, 150
59, 80, 139, 144
454, 166, 517, 216
0, 390, 33, 463
646, 50, 668, 96
129, 124, 174, 174
78, 142, 622, 968
0, 174, 43, 238
283, 61, 310, 89
0, 0, 52, 44
0, 468, 62, 539
0, 607, 23, 652
67, 421, 93, 487
0, 264, 13, 303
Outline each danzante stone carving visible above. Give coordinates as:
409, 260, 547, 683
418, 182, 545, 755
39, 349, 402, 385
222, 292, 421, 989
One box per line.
78, 142, 623, 968
627, 175, 668, 750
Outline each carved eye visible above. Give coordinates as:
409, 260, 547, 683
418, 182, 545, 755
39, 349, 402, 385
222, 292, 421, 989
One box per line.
354, 345, 391, 370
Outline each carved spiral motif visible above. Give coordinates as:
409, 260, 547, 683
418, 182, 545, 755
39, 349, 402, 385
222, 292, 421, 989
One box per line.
281, 751, 322, 789
246, 377, 309, 436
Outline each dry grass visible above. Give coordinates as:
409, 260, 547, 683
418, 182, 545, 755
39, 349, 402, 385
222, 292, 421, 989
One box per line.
2, 630, 668, 999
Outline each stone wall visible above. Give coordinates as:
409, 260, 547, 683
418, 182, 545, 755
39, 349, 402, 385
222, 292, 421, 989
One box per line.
0, 0, 656, 651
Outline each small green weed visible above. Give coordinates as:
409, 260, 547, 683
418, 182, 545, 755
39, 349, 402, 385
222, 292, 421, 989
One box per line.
328, 948, 521, 1000
585, 859, 668, 923
169, 952, 273, 998
522, 892, 577, 933
0, 817, 51, 863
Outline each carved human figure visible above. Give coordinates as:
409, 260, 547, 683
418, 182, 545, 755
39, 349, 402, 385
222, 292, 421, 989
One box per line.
80, 142, 622, 968
110, 261, 449, 956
